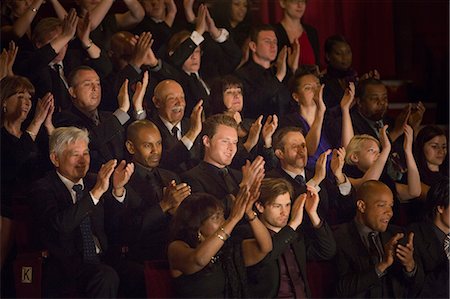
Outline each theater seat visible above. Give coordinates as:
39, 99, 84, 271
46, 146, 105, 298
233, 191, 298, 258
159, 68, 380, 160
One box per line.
306, 260, 338, 298
144, 259, 174, 298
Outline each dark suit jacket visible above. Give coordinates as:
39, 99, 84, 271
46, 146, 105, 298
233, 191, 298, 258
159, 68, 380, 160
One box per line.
31, 171, 108, 273
409, 220, 449, 298
333, 221, 424, 298
105, 166, 180, 261
150, 114, 201, 173
181, 161, 242, 216
246, 222, 336, 298
54, 107, 125, 172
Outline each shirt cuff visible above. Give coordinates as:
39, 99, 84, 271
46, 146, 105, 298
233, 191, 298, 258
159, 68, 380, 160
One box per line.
113, 109, 131, 125
113, 189, 126, 203
337, 175, 351, 196
403, 264, 417, 277
181, 136, 194, 150
149, 58, 162, 72
89, 191, 99, 205
190, 31, 205, 46
375, 266, 387, 278
306, 180, 321, 193
133, 109, 147, 120
214, 28, 229, 43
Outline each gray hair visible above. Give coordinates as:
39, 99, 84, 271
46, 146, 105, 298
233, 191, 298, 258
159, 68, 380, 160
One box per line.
49, 127, 90, 157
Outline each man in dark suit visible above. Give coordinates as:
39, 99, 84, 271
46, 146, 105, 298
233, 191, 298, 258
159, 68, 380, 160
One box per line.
234, 24, 292, 119
31, 126, 135, 297
267, 126, 355, 223
409, 177, 449, 298
54, 66, 145, 172
150, 79, 202, 172
333, 180, 424, 298
181, 114, 265, 216
105, 119, 191, 261
245, 178, 335, 298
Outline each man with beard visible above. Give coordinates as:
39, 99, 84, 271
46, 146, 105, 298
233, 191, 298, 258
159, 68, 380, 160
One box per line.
244, 178, 336, 298
31, 127, 134, 297
333, 180, 424, 298
150, 79, 203, 172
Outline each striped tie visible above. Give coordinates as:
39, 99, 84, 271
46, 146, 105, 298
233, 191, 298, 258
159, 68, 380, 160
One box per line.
444, 233, 450, 260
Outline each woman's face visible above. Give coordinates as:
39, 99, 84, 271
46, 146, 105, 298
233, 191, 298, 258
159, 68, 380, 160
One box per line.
292, 74, 320, 105
199, 209, 225, 239
423, 135, 447, 170
327, 41, 352, 71
2, 90, 32, 122
281, 0, 306, 20
223, 86, 243, 113
9, 0, 32, 18
230, 0, 248, 26
355, 139, 380, 172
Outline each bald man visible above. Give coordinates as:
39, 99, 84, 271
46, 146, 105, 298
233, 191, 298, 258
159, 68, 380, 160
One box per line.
150, 79, 202, 172
333, 180, 424, 298
105, 119, 190, 262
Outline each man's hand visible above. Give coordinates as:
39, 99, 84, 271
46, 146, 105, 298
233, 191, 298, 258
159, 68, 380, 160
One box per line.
390, 104, 410, 142
287, 38, 300, 74
276, 46, 288, 82
205, 6, 220, 39
240, 156, 265, 189
288, 193, 307, 230
377, 232, 404, 273
161, 180, 191, 214
396, 232, 415, 272
330, 147, 346, 184
304, 185, 321, 227
117, 79, 131, 113
311, 149, 331, 185
184, 100, 203, 143
195, 4, 207, 35
112, 160, 135, 197
243, 115, 263, 152
61, 8, 78, 40
91, 159, 118, 199
132, 71, 149, 113
261, 114, 278, 148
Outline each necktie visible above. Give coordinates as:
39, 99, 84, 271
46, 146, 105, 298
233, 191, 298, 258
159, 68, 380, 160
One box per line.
53, 63, 69, 89
190, 73, 210, 95
90, 111, 100, 126
294, 175, 306, 186
368, 232, 383, 264
444, 233, 450, 260
72, 184, 99, 264
146, 171, 163, 202
218, 168, 237, 195
171, 126, 180, 140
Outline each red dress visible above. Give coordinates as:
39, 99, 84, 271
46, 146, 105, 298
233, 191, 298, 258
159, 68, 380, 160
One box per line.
298, 31, 316, 66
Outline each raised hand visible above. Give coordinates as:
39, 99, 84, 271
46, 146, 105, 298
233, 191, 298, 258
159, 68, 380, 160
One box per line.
276, 46, 288, 82
131, 32, 158, 68
403, 124, 414, 153
330, 147, 346, 183
378, 232, 404, 272
185, 100, 203, 142
195, 4, 207, 35
204, 6, 220, 39
62, 8, 78, 40
117, 79, 131, 113
408, 101, 425, 132
91, 159, 118, 199
287, 38, 300, 74
112, 160, 135, 196
183, 0, 196, 24
396, 232, 415, 272
340, 82, 355, 111
240, 156, 265, 190
246, 166, 264, 213
288, 193, 307, 230
6, 41, 18, 77
304, 184, 320, 220
76, 11, 91, 46
313, 84, 326, 113
162, 180, 191, 214
379, 124, 391, 152
43, 93, 56, 134
261, 115, 278, 148
228, 185, 250, 223
391, 104, 411, 141
311, 149, 332, 185
132, 71, 149, 113
244, 115, 263, 152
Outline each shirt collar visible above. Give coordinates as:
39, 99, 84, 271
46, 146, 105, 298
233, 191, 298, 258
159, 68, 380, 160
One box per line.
282, 167, 306, 180
159, 115, 181, 134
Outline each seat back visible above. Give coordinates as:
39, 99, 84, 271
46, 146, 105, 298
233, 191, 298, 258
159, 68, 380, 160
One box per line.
306, 260, 338, 298
144, 260, 174, 298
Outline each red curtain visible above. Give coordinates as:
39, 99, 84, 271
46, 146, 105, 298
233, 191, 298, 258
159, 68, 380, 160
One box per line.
257, 0, 396, 78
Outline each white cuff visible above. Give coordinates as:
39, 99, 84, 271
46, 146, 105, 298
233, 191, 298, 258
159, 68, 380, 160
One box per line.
214, 28, 229, 43
181, 136, 194, 150
190, 31, 205, 46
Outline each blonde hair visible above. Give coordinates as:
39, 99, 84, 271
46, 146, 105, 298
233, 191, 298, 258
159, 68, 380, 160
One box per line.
345, 134, 380, 165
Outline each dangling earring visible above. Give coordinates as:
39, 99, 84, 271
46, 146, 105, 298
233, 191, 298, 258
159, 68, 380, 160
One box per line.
197, 231, 203, 242
2, 106, 6, 113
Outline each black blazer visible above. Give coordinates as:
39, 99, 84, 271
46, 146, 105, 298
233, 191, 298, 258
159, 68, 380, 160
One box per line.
31, 171, 108, 272
105, 166, 180, 261
54, 106, 125, 172
181, 161, 242, 216
246, 222, 336, 298
409, 220, 449, 298
150, 114, 201, 173
333, 221, 424, 298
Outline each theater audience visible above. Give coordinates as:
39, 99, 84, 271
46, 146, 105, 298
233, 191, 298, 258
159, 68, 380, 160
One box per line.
31, 126, 135, 297
409, 177, 449, 298
274, 0, 320, 68
333, 180, 424, 298
54, 66, 146, 171
150, 79, 202, 172
235, 24, 294, 119
245, 178, 335, 298
167, 177, 271, 297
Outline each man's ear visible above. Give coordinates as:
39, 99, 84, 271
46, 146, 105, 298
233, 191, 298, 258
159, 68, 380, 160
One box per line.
68, 86, 76, 99
255, 201, 264, 214
275, 148, 284, 160
248, 41, 257, 53
202, 135, 210, 148
356, 199, 366, 213
152, 96, 160, 109
125, 140, 135, 155
50, 152, 59, 168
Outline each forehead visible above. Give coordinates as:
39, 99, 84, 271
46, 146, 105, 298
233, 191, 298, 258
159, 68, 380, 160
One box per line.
257, 30, 276, 41
426, 135, 447, 144
158, 82, 184, 99
213, 124, 237, 138
299, 74, 319, 85
282, 131, 305, 144
361, 139, 379, 149
365, 189, 394, 205
74, 70, 100, 84
63, 139, 88, 152
269, 192, 291, 205
364, 84, 387, 96
331, 41, 351, 52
